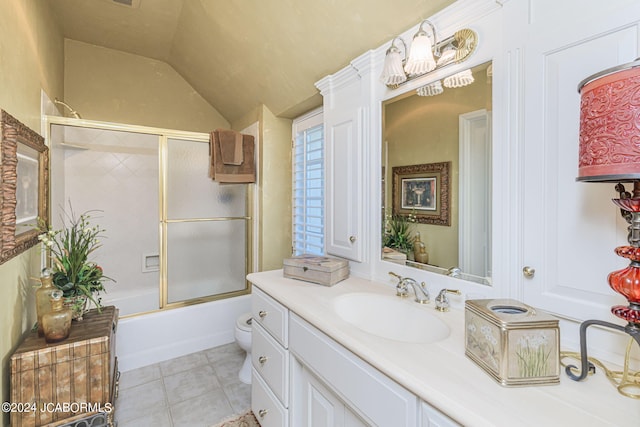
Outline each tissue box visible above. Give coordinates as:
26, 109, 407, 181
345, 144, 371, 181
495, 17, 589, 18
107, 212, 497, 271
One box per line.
465, 299, 560, 386
283, 254, 349, 286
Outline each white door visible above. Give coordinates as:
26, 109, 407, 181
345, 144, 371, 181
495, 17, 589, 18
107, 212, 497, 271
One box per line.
459, 109, 492, 278
517, 1, 640, 323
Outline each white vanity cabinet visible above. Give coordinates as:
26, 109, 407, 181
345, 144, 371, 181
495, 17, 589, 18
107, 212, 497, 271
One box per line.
250, 285, 461, 427
251, 287, 290, 426
289, 313, 417, 426
420, 401, 462, 427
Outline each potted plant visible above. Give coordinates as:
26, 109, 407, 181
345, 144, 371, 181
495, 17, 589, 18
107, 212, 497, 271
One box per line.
38, 209, 113, 319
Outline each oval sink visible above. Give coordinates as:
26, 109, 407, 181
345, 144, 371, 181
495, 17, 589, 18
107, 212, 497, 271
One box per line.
333, 293, 450, 343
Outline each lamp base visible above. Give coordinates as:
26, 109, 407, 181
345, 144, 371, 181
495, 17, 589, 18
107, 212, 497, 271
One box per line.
611, 304, 640, 323
565, 319, 640, 382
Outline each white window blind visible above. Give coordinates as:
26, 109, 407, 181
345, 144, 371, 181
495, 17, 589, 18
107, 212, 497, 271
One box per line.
292, 108, 324, 256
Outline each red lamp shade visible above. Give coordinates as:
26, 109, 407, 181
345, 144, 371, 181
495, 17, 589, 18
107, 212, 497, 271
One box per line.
578, 60, 640, 182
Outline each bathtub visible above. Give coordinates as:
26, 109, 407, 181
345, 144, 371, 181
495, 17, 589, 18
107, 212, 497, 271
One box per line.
115, 294, 251, 371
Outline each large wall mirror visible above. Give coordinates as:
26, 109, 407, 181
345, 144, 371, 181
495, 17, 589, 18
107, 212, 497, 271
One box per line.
382, 61, 492, 285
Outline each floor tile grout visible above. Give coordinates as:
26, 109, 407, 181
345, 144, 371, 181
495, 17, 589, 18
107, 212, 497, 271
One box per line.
115, 343, 250, 427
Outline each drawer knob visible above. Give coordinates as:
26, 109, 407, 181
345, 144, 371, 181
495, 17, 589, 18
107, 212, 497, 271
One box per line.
258, 356, 268, 366
258, 310, 267, 319
258, 409, 268, 418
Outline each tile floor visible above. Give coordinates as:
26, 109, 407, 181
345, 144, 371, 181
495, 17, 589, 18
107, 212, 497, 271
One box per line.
115, 342, 251, 427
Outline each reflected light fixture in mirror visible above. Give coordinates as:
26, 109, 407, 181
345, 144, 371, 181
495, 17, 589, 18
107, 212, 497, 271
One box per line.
417, 81, 443, 97
417, 68, 475, 97
443, 69, 475, 88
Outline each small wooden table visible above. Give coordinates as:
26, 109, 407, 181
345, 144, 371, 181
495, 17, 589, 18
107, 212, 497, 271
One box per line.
10, 306, 118, 427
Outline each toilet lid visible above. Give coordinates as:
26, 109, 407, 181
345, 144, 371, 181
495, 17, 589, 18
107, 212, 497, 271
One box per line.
236, 313, 253, 332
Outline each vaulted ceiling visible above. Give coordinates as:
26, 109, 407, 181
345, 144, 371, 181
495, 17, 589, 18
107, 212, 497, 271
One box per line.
50, 0, 456, 123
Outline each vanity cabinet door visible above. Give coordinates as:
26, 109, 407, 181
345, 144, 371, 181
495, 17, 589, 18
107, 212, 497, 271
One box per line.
297, 364, 368, 427
420, 400, 461, 427
321, 77, 364, 262
511, 0, 640, 322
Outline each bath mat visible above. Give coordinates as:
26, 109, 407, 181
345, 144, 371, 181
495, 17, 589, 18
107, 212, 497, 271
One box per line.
212, 410, 260, 427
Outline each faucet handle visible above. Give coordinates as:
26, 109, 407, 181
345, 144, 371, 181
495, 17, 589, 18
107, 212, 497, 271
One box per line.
389, 272, 407, 297
388, 271, 402, 280
435, 289, 461, 312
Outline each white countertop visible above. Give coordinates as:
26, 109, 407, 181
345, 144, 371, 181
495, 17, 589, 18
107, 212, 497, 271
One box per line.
248, 270, 640, 427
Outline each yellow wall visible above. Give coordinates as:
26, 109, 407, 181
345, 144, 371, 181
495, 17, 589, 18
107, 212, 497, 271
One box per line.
384, 66, 490, 268
0, 4, 294, 419
258, 106, 292, 270
64, 39, 230, 132
0, 1, 64, 425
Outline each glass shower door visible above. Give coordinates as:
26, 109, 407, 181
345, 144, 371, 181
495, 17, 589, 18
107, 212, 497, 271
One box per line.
164, 137, 249, 304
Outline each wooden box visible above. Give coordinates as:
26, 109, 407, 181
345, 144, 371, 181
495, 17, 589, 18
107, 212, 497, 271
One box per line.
283, 254, 349, 286
465, 299, 559, 386
10, 306, 119, 426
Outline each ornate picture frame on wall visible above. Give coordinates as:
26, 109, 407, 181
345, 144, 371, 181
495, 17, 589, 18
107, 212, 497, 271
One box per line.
0, 110, 49, 265
392, 161, 450, 226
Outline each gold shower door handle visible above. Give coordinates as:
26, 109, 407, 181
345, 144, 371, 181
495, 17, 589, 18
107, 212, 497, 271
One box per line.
523, 266, 535, 278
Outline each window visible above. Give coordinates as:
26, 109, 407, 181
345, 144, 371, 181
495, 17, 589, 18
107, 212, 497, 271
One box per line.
292, 108, 324, 256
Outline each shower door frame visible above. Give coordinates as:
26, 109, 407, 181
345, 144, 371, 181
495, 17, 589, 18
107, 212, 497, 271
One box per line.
44, 116, 254, 316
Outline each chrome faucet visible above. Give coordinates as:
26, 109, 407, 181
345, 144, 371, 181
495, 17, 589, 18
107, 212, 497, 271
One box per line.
447, 267, 462, 277
388, 272, 430, 304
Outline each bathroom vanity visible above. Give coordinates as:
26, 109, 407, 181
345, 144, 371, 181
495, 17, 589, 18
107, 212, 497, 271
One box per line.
249, 270, 638, 427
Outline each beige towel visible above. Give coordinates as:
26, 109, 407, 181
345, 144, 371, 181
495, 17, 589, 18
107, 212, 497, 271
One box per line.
216, 128, 244, 165
209, 130, 256, 183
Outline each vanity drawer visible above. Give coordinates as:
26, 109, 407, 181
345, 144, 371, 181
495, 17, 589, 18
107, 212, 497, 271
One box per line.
252, 286, 289, 346
252, 367, 288, 427
252, 321, 289, 406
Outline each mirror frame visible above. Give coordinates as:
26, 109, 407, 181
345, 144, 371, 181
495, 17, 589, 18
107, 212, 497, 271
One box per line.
0, 110, 49, 265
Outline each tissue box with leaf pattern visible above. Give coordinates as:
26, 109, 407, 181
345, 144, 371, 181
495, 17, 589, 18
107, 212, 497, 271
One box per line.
465, 299, 560, 386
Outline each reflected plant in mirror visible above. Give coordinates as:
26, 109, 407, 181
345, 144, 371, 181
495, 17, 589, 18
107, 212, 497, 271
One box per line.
382, 212, 416, 261
381, 62, 493, 285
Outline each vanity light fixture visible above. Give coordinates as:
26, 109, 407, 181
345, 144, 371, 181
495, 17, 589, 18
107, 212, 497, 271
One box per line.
566, 58, 640, 398
380, 22, 478, 90
404, 20, 438, 76
436, 44, 457, 67
380, 37, 408, 86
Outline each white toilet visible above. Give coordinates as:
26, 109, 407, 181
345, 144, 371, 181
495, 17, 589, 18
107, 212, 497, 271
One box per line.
235, 312, 253, 384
